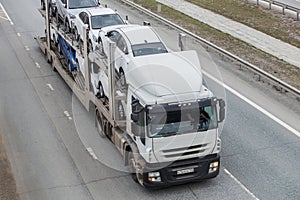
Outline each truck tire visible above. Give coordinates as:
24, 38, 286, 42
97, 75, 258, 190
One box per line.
128, 153, 138, 183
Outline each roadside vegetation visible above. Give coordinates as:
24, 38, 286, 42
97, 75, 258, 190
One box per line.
131, 0, 300, 90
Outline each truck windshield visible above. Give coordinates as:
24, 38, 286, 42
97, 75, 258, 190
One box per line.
91, 14, 125, 29
147, 104, 217, 138
69, 0, 98, 9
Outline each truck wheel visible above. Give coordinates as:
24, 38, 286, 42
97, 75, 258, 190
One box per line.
96, 110, 105, 138
128, 153, 138, 183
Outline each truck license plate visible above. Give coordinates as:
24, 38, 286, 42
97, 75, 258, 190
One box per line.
177, 168, 194, 175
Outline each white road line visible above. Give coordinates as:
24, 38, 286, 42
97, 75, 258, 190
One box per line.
35, 62, 41, 69
46, 84, 54, 91
64, 111, 73, 120
86, 147, 98, 160
224, 169, 260, 200
64, 111, 70, 117
0, 3, 13, 25
17, 32, 21, 37
203, 71, 300, 138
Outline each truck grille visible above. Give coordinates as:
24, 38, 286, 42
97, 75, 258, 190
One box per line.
161, 144, 208, 158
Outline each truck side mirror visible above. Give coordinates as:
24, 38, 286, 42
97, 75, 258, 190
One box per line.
218, 99, 225, 123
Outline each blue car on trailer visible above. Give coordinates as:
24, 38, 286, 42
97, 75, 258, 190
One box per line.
57, 34, 78, 72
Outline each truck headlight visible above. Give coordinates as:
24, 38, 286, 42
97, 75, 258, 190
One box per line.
148, 172, 161, 182
208, 161, 219, 173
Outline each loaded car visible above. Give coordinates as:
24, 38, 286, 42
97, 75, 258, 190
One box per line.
56, 0, 100, 32
97, 24, 168, 85
73, 7, 126, 52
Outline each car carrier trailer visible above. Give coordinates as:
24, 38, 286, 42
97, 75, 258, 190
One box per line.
36, 1, 225, 188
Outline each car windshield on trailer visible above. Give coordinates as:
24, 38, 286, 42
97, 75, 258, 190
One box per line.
69, 0, 98, 9
132, 42, 167, 57
91, 14, 124, 29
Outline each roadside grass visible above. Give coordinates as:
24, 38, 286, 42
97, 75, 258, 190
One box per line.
186, 0, 300, 48
131, 0, 300, 90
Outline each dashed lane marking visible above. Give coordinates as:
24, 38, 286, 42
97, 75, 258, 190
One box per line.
46, 84, 54, 91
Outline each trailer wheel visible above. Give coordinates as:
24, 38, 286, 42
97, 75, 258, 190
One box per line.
96, 110, 105, 138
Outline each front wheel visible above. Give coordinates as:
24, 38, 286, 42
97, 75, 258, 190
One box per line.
128, 153, 144, 185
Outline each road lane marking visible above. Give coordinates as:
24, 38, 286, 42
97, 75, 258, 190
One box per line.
86, 147, 98, 160
17, 32, 21, 37
46, 84, 54, 91
203, 71, 300, 138
35, 62, 41, 69
0, 3, 13, 25
63, 111, 73, 120
224, 169, 260, 200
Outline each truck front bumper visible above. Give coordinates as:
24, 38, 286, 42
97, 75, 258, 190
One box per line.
142, 154, 220, 188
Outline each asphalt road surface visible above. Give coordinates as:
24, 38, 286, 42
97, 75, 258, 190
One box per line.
0, 0, 299, 200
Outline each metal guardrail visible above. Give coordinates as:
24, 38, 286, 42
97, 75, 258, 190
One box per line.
256, 0, 300, 20
119, 0, 300, 99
